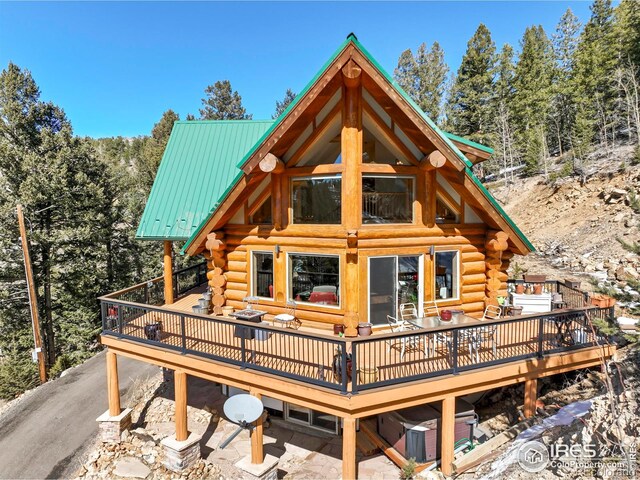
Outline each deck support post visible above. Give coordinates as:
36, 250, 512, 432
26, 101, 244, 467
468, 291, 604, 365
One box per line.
96, 350, 131, 442
175, 370, 188, 441
441, 396, 456, 476
342, 416, 357, 480
164, 240, 174, 305
161, 369, 201, 471
107, 350, 121, 416
250, 391, 265, 464
524, 378, 538, 418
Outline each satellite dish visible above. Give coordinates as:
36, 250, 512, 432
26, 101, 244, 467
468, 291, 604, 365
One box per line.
219, 394, 264, 449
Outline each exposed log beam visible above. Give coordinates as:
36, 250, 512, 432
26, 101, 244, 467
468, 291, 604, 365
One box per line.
258, 153, 284, 174
419, 150, 446, 170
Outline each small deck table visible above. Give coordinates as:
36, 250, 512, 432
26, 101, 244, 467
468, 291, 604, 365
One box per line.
230, 309, 267, 339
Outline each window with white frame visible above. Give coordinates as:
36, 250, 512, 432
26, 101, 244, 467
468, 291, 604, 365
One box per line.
434, 251, 459, 301
288, 253, 340, 306
252, 252, 274, 299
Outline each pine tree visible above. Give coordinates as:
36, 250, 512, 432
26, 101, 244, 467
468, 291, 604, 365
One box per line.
493, 44, 517, 181
394, 49, 418, 99
0, 63, 113, 371
139, 109, 179, 190
272, 89, 296, 119
446, 24, 496, 144
551, 9, 582, 156
415, 42, 449, 123
199, 80, 252, 120
512, 26, 554, 175
572, 0, 618, 149
615, 0, 640, 66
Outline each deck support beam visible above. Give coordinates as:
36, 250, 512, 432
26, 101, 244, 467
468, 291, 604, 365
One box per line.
164, 240, 174, 305
440, 396, 456, 476
175, 370, 189, 441
342, 416, 357, 480
107, 350, 121, 416
250, 390, 265, 464
523, 378, 538, 418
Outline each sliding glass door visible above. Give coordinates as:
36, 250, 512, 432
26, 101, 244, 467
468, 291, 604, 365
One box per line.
368, 255, 422, 325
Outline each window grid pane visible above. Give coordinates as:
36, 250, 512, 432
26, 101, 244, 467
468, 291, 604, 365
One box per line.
289, 254, 340, 305
253, 252, 274, 298
291, 176, 342, 224
362, 176, 414, 224
435, 251, 459, 300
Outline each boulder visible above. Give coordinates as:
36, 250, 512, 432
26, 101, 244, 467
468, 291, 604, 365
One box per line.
113, 457, 150, 478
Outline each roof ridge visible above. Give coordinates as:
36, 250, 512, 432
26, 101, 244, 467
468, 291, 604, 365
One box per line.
175, 119, 275, 124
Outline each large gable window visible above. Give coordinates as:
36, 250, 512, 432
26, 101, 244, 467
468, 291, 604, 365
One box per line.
250, 195, 272, 225
362, 175, 414, 224
291, 176, 341, 224
435, 194, 460, 224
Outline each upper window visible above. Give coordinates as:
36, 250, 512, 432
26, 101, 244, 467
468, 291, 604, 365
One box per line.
289, 254, 340, 306
435, 194, 460, 224
250, 195, 272, 225
291, 176, 342, 224
362, 175, 414, 224
362, 114, 414, 165
252, 252, 274, 299
434, 251, 459, 301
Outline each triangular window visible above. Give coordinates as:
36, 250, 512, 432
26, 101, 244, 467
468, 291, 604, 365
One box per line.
250, 195, 272, 225
435, 194, 460, 224
292, 113, 342, 167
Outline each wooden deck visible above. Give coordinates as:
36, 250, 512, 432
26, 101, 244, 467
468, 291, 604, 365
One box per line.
107, 288, 603, 391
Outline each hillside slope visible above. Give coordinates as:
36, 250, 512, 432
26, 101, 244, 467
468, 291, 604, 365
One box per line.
489, 145, 640, 298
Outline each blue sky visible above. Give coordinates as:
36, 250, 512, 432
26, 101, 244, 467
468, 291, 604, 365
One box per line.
0, 1, 594, 138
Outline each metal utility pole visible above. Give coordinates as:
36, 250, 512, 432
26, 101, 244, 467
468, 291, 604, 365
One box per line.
16, 204, 47, 383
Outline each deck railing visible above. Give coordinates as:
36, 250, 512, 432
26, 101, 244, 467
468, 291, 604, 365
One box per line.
100, 292, 612, 394
103, 262, 207, 305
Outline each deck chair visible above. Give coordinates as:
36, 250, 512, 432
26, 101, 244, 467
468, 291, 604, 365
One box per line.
399, 303, 419, 326
274, 300, 300, 329
423, 302, 451, 358
475, 305, 501, 359
386, 315, 423, 360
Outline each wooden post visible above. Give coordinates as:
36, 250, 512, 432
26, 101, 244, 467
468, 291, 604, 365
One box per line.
174, 370, 188, 441
524, 378, 538, 418
440, 396, 455, 476
341, 59, 362, 337
250, 391, 264, 464
164, 240, 174, 305
16, 204, 47, 384
106, 350, 121, 417
342, 417, 357, 480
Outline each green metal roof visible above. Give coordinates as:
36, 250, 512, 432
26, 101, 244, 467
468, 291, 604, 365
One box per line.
145, 35, 532, 254
445, 132, 494, 155
136, 120, 273, 240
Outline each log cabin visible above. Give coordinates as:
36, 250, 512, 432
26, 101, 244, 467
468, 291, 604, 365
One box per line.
99, 35, 615, 478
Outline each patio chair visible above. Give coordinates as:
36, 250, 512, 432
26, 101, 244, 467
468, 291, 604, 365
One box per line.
473, 305, 502, 360
274, 300, 300, 329
399, 303, 418, 323
386, 315, 424, 360
424, 302, 451, 358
